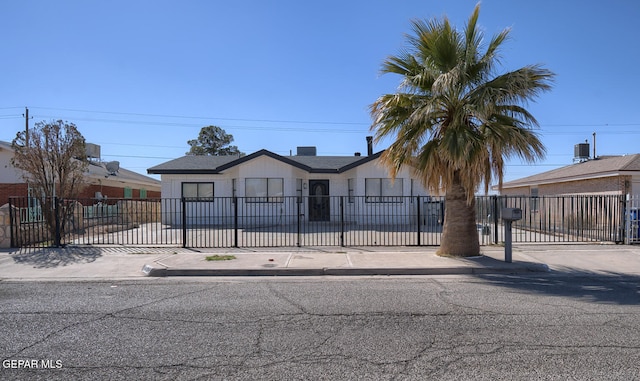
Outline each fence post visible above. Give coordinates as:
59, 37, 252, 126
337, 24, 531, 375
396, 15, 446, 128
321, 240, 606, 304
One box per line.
492, 195, 499, 244
340, 196, 345, 247
296, 197, 301, 247
54, 197, 61, 247
233, 197, 239, 248
623, 194, 629, 244
181, 197, 187, 248
416, 195, 421, 246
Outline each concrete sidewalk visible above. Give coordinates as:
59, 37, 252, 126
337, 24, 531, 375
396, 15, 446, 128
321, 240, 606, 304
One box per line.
1, 243, 640, 280
140, 246, 548, 277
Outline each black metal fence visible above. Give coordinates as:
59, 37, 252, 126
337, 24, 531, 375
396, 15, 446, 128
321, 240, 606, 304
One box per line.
7, 194, 632, 248
501, 195, 626, 243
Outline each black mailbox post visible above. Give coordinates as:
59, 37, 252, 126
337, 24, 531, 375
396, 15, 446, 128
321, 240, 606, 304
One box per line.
501, 208, 522, 263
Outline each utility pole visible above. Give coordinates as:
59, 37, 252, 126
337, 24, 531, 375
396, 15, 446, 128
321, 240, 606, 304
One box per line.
23, 107, 30, 145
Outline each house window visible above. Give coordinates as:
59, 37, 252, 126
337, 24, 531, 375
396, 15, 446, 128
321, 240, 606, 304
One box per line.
246, 178, 284, 203
365, 178, 403, 203
530, 187, 539, 212
140, 188, 147, 199
348, 178, 355, 203
182, 182, 214, 201
124, 187, 133, 199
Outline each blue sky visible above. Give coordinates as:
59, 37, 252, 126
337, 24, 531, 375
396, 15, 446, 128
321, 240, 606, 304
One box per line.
2, 1, 639, 186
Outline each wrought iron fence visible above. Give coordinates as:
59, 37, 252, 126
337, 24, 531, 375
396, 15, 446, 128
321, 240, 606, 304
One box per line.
176, 196, 446, 248
501, 195, 625, 243
7, 194, 633, 248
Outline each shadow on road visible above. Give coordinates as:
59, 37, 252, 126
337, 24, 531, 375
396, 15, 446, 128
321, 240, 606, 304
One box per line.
477, 270, 640, 306
8, 247, 103, 268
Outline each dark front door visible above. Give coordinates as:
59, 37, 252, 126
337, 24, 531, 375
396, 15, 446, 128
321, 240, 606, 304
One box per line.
309, 180, 330, 221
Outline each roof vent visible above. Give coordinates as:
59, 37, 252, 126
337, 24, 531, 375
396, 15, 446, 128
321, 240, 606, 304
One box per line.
574, 142, 590, 162
106, 161, 120, 175
296, 146, 317, 156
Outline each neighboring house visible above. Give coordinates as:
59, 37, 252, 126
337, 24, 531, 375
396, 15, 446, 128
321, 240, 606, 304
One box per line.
147, 143, 433, 226
493, 152, 640, 244
497, 154, 640, 197
0, 140, 161, 205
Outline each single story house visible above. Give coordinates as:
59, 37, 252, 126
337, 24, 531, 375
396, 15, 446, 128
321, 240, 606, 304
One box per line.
493, 152, 640, 244
147, 142, 436, 226
497, 154, 640, 197
0, 140, 161, 205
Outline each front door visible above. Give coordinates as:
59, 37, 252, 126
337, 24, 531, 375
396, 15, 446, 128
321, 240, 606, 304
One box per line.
308, 180, 330, 221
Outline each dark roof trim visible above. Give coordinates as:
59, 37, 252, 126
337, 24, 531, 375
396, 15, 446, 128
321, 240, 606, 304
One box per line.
335, 151, 383, 173
215, 149, 314, 172
148, 149, 385, 175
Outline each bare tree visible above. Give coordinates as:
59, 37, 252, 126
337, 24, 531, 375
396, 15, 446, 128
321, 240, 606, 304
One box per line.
11, 120, 88, 242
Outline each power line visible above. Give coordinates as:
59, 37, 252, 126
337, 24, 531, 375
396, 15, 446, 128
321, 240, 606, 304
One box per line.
7, 106, 639, 134
102, 154, 177, 160
4, 105, 640, 129
24, 113, 640, 136
30, 115, 368, 133
542, 123, 640, 127
31, 106, 369, 126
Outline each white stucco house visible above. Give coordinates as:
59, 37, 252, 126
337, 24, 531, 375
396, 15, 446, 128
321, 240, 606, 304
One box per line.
147, 145, 437, 226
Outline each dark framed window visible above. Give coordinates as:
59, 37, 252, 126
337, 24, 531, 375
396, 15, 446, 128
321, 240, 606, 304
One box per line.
182, 182, 214, 201
365, 178, 403, 203
246, 178, 284, 203
530, 187, 539, 212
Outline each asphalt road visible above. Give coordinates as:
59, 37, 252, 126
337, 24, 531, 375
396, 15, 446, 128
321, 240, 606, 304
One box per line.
1, 275, 639, 380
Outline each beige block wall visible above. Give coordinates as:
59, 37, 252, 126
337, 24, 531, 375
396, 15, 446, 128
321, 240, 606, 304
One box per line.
500, 176, 630, 196
0, 204, 13, 248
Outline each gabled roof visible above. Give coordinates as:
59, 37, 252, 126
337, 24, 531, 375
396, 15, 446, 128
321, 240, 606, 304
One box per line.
147, 149, 384, 175
501, 154, 640, 188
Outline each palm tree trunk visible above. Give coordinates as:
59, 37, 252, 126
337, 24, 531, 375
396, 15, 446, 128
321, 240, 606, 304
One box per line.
436, 173, 480, 257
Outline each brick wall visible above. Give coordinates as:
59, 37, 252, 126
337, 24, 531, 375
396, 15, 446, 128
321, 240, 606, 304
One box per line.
0, 183, 29, 206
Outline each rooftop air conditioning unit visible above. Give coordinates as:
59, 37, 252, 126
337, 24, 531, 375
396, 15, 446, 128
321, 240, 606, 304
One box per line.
296, 146, 317, 156
574, 143, 590, 161
86, 143, 101, 159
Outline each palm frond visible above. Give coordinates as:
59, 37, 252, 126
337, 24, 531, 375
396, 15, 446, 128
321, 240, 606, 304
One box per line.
370, 4, 554, 202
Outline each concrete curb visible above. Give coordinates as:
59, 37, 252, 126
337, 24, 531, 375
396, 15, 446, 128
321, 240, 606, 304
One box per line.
141, 263, 549, 277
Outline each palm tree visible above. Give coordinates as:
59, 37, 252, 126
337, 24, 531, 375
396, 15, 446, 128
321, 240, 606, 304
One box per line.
370, 5, 554, 257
